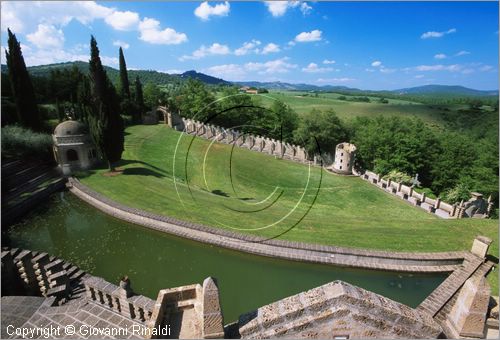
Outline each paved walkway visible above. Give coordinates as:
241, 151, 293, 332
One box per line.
68, 178, 466, 273
3, 296, 147, 339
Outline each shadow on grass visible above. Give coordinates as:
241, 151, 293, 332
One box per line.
118, 159, 166, 174
211, 189, 229, 197
486, 254, 499, 264
122, 167, 165, 178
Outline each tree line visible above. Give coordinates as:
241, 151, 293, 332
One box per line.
3, 29, 144, 170
3, 28, 497, 208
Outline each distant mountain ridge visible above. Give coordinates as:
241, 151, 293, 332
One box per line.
1, 61, 497, 96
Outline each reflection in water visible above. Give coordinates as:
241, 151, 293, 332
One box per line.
7, 191, 446, 322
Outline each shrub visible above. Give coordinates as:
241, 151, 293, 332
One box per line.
383, 170, 413, 185
1, 125, 53, 161
441, 183, 471, 204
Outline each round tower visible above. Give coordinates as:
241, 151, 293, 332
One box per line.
331, 142, 356, 175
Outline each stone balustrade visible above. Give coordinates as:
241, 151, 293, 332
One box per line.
83, 276, 155, 324
180, 117, 310, 164
360, 170, 493, 219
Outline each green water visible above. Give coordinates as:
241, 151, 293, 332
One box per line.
6, 191, 446, 322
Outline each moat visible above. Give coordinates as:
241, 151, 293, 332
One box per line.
6, 191, 447, 322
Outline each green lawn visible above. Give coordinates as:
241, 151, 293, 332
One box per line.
257, 90, 446, 127
78, 125, 498, 293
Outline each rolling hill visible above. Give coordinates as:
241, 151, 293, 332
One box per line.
1, 61, 497, 97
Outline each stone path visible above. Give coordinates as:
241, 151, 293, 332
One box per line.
68, 178, 466, 273
417, 253, 492, 316
5, 297, 147, 339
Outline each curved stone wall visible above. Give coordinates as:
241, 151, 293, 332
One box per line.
67, 178, 467, 273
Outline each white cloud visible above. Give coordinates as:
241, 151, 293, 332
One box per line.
300, 2, 312, 15
295, 30, 322, 42
262, 43, 280, 54
104, 10, 140, 31
455, 50, 470, 56
316, 77, 355, 83
302, 62, 333, 73
138, 17, 187, 45
100, 56, 119, 66
1, 1, 114, 33
421, 28, 456, 39
113, 40, 130, 49
323, 59, 335, 64
479, 65, 493, 72
265, 1, 312, 17
371, 60, 382, 67
26, 24, 64, 49
245, 57, 297, 74
205, 64, 246, 80
180, 43, 230, 60
204, 57, 298, 80
234, 39, 261, 56
194, 2, 230, 21
3, 2, 187, 47
414, 64, 462, 72
414, 75, 424, 79
380, 67, 396, 74
434, 53, 447, 59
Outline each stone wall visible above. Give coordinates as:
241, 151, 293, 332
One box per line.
178, 117, 310, 164
359, 170, 486, 219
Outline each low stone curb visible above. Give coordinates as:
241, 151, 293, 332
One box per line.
67, 177, 466, 273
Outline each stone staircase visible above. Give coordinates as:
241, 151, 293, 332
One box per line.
1, 247, 88, 305
2, 158, 65, 225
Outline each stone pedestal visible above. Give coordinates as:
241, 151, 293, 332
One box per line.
471, 236, 492, 258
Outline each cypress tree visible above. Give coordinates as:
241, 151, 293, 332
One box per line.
134, 76, 144, 111
118, 47, 130, 99
88, 35, 124, 171
133, 76, 144, 124
5, 29, 41, 131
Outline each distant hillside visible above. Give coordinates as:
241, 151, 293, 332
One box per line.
1, 61, 181, 86
234, 81, 362, 92
394, 85, 497, 97
180, 70, 230, 85
2, 62, 497, 97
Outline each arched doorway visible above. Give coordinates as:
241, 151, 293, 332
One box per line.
67, 149, 79, 162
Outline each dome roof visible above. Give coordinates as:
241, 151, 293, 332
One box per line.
54, 120, 88, 136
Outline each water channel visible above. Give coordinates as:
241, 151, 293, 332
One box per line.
6, 191, 447, 322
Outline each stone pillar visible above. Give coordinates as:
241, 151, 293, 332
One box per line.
435, 198, 441, 210
118, 276, 134, 318
470, 236, 492, 258
201, 277, 224, 339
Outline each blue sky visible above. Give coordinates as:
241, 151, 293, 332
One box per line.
1, 1, 498, 90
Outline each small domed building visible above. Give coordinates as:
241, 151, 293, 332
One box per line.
331, 142, 357, 175
52, 120, 98, 175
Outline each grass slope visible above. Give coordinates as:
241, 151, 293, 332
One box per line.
259, 90, 448, 126
79, 125, 498, 292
